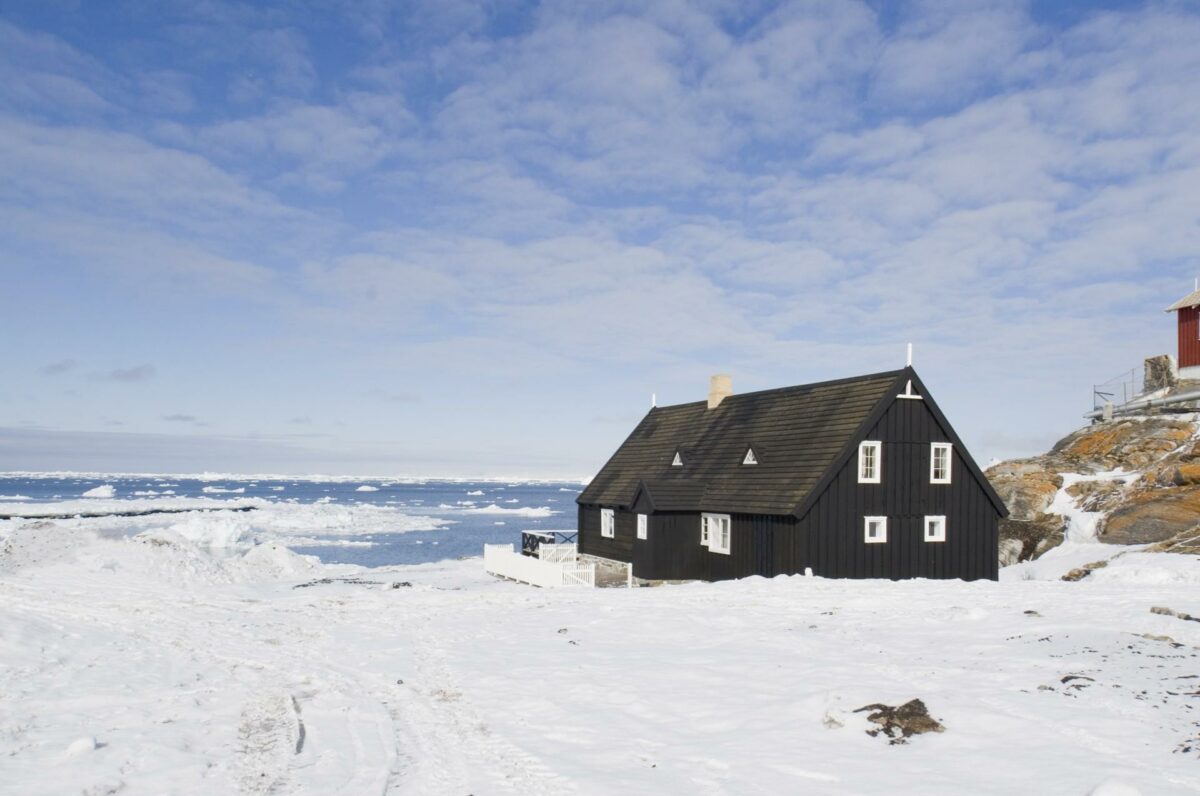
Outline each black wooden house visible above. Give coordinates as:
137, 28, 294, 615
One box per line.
576, 368, 1006, 582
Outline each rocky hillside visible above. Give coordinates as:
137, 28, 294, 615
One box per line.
986, 415, 1200, 566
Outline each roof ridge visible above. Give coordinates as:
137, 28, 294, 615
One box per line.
650, 368, 907, 412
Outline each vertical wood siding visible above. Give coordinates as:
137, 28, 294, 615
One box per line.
1179, 307, 1200, 368
796, 397, 998, 581
577, 504, 635, 562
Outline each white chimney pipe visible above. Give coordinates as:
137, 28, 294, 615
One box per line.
708, 374, 732, 409
906, 343, 913, 368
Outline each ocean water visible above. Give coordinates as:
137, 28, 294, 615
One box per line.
0, 475, 583, 568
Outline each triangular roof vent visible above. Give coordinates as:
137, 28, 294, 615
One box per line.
743, 448, 758, 465
671, 451, 683, 467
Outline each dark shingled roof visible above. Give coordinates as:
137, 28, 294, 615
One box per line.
578, 369, 906, 516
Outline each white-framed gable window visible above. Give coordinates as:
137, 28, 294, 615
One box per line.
671, 451, 683, 467
702, 513, 731, 555
637, 513, 648, 540
858, 441, 882, 484
924, 515, 946, 543
743, 448, 758, 465
600, 508, 615, 538
864, 516, 888, 544
930, 443, 952, 484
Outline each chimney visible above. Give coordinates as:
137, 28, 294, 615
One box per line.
708, 374, 733, 409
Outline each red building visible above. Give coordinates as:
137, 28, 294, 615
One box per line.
1166, 284, 1200, 376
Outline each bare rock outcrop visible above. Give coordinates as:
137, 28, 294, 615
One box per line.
988, 415, 1200, 561
1065, 479, 1127, 513
1050, 418, 1194, 472
1100, 486, 1200, 544
986, 460, 1065, 565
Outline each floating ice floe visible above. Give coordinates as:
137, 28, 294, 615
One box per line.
82, 485, 115, 499
460, 504, 558, 518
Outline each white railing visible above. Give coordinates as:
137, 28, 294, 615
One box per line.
561, 562, 595, 587
483, 544, 595, 588
538, 543, 578, 564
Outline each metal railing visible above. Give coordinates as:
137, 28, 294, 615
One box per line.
1092, 367, 1143, 412
521, 530, 579, 557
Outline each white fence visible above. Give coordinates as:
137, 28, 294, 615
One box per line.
537, 543, 577, 564
483, 544, 596, 588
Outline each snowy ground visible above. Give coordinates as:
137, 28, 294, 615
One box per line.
2, 515, 1199, 794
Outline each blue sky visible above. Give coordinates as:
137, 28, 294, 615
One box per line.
1, 0, 1198, 478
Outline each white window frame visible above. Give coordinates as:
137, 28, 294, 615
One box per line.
600, 508, 615, 538
864, 515, 888, 544
858, 441, 882, 484
701, 513, 731, 555
671, 451, 683, 467
924, 515, 947, 543
636, 513, 647, 540
743, 448, 757, 465
930, 443, 952, 484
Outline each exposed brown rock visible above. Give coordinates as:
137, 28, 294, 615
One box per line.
1065, 479, 1127, 513
1101, 485, 1200, 544
1061, 560, 1109, 582
1051, 418, 1194, 472
854, 699, 944, 744
998, 514, 1064, 565
1145, 527, 1200, 555
986, 462, 1063, 520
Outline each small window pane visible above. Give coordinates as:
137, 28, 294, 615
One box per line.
924, 515, 946, 543
931, 443, 952, 484
859, 442, 881, 483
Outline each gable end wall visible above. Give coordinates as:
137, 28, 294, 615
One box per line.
795, 396, 1000, 581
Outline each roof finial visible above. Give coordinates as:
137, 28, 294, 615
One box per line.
651, 392, 657, 408
906, 343, 913, 368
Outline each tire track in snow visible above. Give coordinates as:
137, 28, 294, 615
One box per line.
381, 609, 579, 796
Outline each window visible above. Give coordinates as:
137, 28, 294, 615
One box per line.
702, 513, 731, 555
924, 515, 946, 543
858, 441, 882, 484
637, 513, 648, 540
600, 508, 615, 538
864, 516, 888, 544
930, 443, 952, 484
743, 448, 758, 465
672, 451, 683, 467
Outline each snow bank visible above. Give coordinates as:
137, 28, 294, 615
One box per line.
237, 542, 321, 580
81, 485, 115, 498
6, 496, 264, 518
166, 512, 251, 548
1000, 542, 1134, 582
1085, 552, 1200, 585
5, 498, 451, 550
4, 523, 1200, 794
